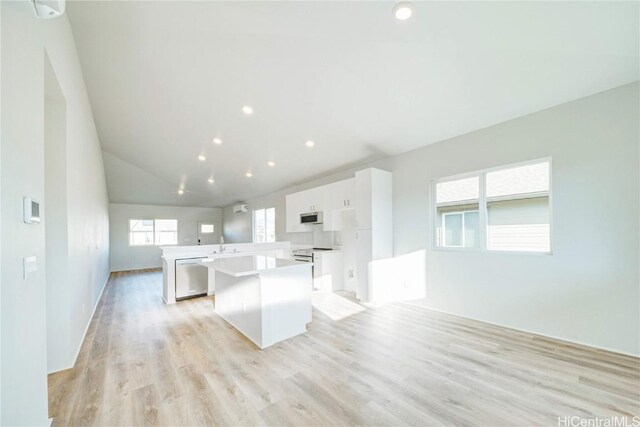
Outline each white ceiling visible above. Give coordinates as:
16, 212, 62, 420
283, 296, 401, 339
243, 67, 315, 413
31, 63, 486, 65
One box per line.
67, 1, 639, 208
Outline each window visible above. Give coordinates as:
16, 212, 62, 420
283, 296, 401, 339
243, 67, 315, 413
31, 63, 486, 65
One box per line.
436, 177, 480, 248
129, 219, 178, 246
200, 224, 214, 233
434, 159, 551, 253
486, 162, 550, 252
442, 211, 479, 248
129, 219, 154, 246
253, 207, 276, 243
154, 219, 178, 245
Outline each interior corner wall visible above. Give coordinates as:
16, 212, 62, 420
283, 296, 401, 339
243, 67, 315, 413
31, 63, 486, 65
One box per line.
1, 2, 110, 425
109, 203, 222, 272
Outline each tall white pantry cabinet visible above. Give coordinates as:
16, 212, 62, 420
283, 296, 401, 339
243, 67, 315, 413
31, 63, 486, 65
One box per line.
355, 168, 393, 303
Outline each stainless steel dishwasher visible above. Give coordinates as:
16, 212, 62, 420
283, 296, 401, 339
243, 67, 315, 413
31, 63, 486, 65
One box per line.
175, 257, 208, 300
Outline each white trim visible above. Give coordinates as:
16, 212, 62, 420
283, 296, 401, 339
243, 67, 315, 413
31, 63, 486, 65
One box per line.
401, 302, 640, 358
479, 171, 487, 251
432, 246, 553, 256
47, 273, 110, 374
433, 156, 552, 184
436, 198, 479, 207
486, 191, 549, 203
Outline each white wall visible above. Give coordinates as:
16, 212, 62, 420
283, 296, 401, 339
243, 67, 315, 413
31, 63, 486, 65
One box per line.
44, 56, 71, 373
389, 83, 640, 356
109, 203, 222, 271
1, 2, 110, 425
223, 83, 640, 355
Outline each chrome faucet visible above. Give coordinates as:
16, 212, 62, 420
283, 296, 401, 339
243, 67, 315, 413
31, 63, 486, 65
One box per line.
219, 236, 226, 253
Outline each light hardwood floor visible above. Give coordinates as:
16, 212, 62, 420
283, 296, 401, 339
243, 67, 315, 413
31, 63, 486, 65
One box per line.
49, 269, 640, 426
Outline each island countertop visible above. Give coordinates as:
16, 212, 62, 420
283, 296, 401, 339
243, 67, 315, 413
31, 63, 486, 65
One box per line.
199, 255, 311, 278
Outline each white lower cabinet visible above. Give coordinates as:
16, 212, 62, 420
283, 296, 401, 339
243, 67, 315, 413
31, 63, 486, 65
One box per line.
355, 229, 372, 301
313, 251, 343, 292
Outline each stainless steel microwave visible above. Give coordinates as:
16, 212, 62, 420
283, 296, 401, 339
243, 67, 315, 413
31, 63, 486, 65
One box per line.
300, 211, 323, 224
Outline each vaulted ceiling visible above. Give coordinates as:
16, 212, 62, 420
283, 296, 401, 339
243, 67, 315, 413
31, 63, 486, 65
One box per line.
67, 1, 639, 208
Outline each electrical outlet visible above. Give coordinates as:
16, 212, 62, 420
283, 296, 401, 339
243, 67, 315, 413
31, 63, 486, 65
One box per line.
348, 269, 354, 279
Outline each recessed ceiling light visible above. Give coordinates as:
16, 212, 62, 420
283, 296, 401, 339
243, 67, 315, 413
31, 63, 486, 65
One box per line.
393, 1, 413, 20
242, 105, 253, 115
267, 160, 276, 167
246, 171, 253, 178
198, 154, 206, 161
305, 140, 315, 148
213, 138, 222, 145
178, 189, 184, 195
208, 177, 214, 184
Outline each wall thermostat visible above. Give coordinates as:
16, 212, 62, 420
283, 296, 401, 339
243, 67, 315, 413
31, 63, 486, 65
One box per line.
23, 197, 41, 224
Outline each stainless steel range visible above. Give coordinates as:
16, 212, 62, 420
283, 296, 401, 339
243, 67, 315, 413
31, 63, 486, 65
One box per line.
292, 248, 333, 289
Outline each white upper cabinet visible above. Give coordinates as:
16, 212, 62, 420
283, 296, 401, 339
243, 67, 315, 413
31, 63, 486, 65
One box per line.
286, 191, 312, 232
304, 186, 323, 213
285, 178, 356, 233
322, 178, 355, 231
332, 178, 355, 210
286, 186, 323, 233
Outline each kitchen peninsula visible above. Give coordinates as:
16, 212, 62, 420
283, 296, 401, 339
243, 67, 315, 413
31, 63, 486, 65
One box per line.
200, 255, 312, 349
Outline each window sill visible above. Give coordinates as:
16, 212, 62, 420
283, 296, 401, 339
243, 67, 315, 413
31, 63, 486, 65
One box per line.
432, 247, 553, 256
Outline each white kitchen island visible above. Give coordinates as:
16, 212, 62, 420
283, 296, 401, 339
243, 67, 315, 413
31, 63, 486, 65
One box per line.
160, 241, 291, 304
199, 255, 312, 349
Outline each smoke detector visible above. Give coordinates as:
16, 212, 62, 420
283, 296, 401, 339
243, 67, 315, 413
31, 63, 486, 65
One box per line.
32, 0, 66, 19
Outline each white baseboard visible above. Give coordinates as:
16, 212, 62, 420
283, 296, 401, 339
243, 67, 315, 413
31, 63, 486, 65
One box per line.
402, 301, 640, 358
47, 273, 110, 375
110, 266, 162, 273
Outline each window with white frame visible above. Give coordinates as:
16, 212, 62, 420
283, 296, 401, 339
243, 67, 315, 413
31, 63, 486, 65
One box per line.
253, 207, 276, 243
200, 223, 214, 234
434, 159, 551, 253
436, 176, 481, 248
129, 219, 178, 246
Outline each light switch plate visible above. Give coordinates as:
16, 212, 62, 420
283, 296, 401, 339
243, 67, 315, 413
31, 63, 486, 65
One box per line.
23, 256, 37, 279
23, 197, 41, 224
